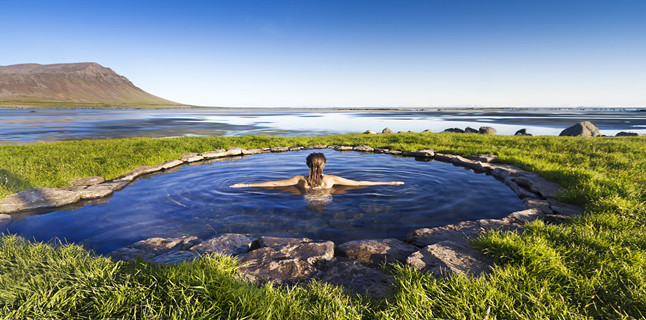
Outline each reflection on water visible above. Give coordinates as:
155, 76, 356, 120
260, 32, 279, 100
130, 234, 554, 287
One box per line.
3, 150, 525, 254
1, 108, 645, 144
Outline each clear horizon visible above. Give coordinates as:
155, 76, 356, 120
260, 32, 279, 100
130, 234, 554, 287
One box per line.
1, 0, 645, 108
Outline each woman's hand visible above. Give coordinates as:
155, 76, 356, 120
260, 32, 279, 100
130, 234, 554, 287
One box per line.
229, 184, 248, 188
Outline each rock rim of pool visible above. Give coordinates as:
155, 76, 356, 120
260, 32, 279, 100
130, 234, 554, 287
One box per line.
0, 144, 584, 298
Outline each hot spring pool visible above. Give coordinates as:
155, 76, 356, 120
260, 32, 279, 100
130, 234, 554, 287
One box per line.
3, 149, 525, 254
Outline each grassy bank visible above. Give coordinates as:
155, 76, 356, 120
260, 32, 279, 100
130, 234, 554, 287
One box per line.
1, 133, 645, 319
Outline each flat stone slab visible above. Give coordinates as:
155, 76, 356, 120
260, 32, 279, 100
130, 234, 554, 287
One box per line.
191, 233, 260, 256
405, 218, 521, 248
316, 259, 395, 299
513, 175, 562, 199
71, 176, 105, 186
406, 240, 491, 277
270, 146, 289, 152
353, 145, 374, 152
524, 198, 553, 214
118, 165, 162, 181
78, 184, 115, 200
160, 159, 183, 170
337, 238, 418, 267
0, 188, 82, 213
507, 209, 545, 223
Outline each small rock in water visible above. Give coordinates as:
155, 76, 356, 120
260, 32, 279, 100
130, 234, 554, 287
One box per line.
559, 121, 601, 137
381, 127, 394, 134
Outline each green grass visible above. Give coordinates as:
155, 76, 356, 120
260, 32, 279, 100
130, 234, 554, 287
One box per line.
1, 133, 645, 319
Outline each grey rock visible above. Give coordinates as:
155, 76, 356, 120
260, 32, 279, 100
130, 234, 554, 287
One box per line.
237, 248, 318, 285
191, 233, 260, 256
507, 209, 545, 223
547, 199, 584, 216
616, 131, 645, 137
161, 159, 183, 170
334, 145, 354, 151
374, 148, 389, 153
242, 148, 266, 155
523, 198, 553, 214
468, 154, 499, 163
363, 130, 377, 134
307, 145, 327, 149
270, 146, 289, 152
443, 128, 465, 133
149, 251, 200, 264
513, 175, 561, 198
111, 235, 200, 262
479, 126, 497, 135
0, 188, 81, 213
337, 238, 418, 267
199, 149, 227, 159
385, 150, 402, 155
422, 129, 433, 133
118, 165, 162, 181
316, 259, 395, 299
101, 180, 130, 191
181, 153, 204, 163
288, 146, 304, 151
415, 149, 435, 158
559, 121, 601, 137
382, 127, 394, 134
406, 240, 491, 277
353, 145, 374, 152
260, 236, 313, 250
71, 176, 104, 186
451, 156, 486, 171
406, 219, 520, 248
433, 153, 457, 162
78, 184, 114, 200
514, 128, 532, 136
489, 164, 529, 178
237, 240, 334, 285
464, 127, 478, 134
504, 179, 539, 199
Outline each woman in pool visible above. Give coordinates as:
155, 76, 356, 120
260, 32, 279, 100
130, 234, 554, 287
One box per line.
229, 152, 404, 189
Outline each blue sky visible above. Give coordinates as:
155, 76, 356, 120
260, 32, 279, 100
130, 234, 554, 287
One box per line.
1, 0, 645, 107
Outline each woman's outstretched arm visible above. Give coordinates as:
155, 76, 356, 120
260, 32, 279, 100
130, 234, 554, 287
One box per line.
327, 175, 404, 187
229, 176, 303, 188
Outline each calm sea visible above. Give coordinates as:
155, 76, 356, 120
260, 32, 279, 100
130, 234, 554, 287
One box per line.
1, 107, 645, 144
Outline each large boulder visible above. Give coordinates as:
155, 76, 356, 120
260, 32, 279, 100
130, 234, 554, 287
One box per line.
443, 128, 465, 133
363, 130, 377, 134
514, 128, 532, 136
616, 131, 645, 137
559, 121, 601, 137
382, 127, 394, 134
336, 238, 418, 267
464, 127, 478, 134
479, 126, 497, 135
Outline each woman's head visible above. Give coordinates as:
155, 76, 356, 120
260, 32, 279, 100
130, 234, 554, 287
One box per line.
306, 153, 326, 187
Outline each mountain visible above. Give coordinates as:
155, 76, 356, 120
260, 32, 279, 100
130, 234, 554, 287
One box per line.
0, 62, 181, 107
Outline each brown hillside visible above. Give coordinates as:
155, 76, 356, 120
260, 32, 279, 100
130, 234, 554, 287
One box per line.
0, 62, 180, 106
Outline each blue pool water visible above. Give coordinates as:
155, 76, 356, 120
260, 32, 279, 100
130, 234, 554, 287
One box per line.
3, 150, 525, 254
